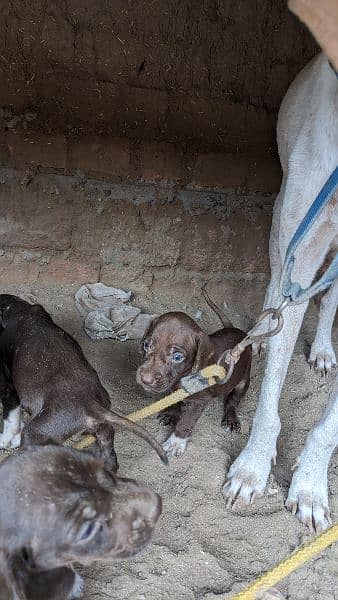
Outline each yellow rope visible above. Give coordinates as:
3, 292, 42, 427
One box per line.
73, 363, 226, 450
231, 522, 338, 599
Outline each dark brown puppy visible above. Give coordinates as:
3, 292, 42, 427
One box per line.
0, 444, 162, 599
0, 294, 167, 471
136, 290, 251, 457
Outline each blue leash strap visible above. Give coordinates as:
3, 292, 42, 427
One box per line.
280, 166, 338, 303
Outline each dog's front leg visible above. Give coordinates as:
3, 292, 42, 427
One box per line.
286, 374, 338, 531
223, 300, 309, 505
223, 212, 336, 506
162, 392, 210, 458
309, 278, 338, 373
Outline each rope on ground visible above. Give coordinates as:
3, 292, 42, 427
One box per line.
231, 522, 338, 600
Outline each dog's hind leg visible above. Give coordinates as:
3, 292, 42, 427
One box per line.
222, 378, 249, 433
309, 277, 338, 373
286, 374, 338, 531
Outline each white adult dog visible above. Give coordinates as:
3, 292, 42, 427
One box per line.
223, 52, 338, 532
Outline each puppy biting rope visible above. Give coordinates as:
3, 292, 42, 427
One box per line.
74, 306, 285, 451
74, 364, 226, 450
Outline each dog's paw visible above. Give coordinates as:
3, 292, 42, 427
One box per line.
157, 406, 181, 427
308, 340, 336, 374
9, 432, 21, 448
162, 433, 188, 458
0, 431, 21, 449
222, 444, 276, 506
68, 572, 84, 599
221, 414, 241, 433
286, 463, 331, 532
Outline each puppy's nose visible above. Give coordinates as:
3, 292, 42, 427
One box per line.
140, 371, 156, 386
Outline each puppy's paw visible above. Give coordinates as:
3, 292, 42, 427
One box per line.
0, 431, 21, 449
157, 406, 181, 427
9, 432, 21, 449
221, 410, 241, 433
308, 340, 336, 374
68, 572, 84, 599
162, 433, 188, 458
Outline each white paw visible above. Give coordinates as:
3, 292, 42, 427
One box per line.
0, 407, 22, 449
286, 462, 331, 532
0, 431, 21, 449
162, 433, 188, 458
308, 340, 336, 374
68, 572, 84, 599
222, 444, 276, 506
9, 432, 21, 448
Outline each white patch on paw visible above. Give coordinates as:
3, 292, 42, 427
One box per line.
9, 432, 21, 448
222, 442, 277, 507
0, 407, 21, 448
308, 340, 336, 374
162, 433, 188, 458
68, 571, 84, 599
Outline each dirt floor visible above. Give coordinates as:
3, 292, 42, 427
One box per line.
0, 282, 336, 600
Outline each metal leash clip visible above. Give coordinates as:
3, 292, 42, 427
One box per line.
216, 298, 290, 385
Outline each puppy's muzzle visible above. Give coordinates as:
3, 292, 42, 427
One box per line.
136, 365, 171, 393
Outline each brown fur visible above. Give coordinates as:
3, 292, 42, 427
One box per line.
0, 445, 161, 599
0, 295, 167, 471
136, 296, 252, 442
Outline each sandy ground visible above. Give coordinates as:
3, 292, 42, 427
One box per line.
0, 284, 337, 600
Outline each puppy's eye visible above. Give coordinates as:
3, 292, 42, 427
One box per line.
78, 520, 98, 542
143, 339, 150, 352
172, 352, 185, 363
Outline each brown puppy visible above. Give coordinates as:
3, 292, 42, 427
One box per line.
0, 444, 161, 599
136, 290, 251, 457
0, 294, 167, 471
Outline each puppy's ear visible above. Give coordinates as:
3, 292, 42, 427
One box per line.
0, 548, 27, 600
139, 317, 157, 355
192, 332, 214, 373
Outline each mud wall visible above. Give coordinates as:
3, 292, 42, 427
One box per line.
0, 1, 316, 154
0, 1, 318, 318
0, 170, 273, 323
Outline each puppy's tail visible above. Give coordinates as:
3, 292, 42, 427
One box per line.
89, 404, 168, 465
202, 284, 234, 328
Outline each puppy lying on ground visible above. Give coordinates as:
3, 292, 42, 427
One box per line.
136, 289, 252, 457
0, 294, 167, 470
0, 444, 162, 599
